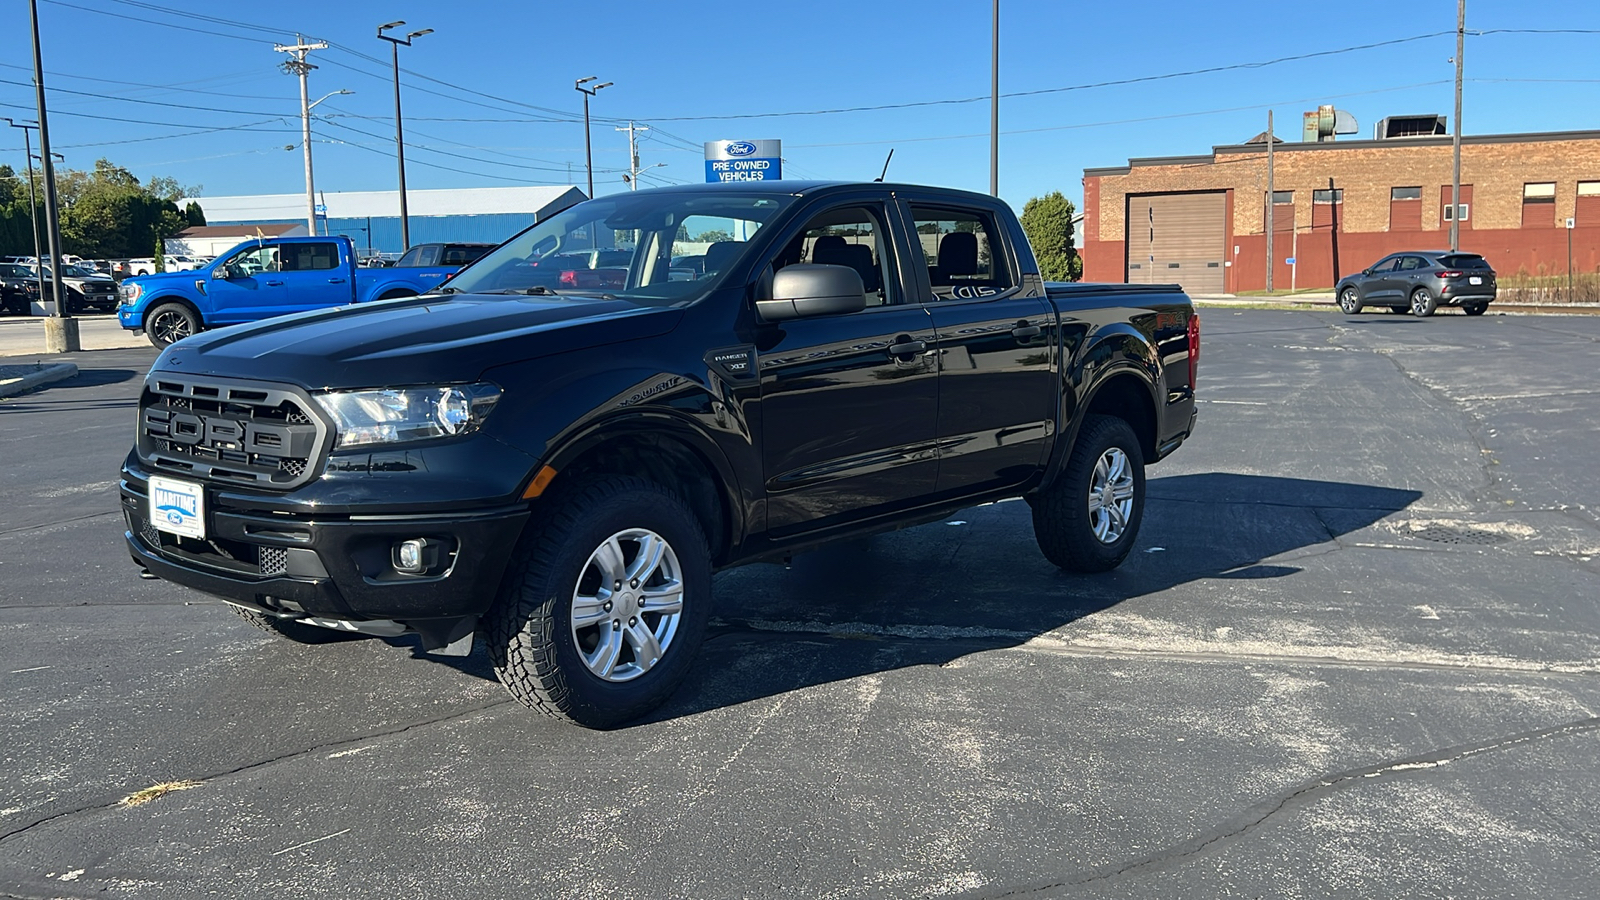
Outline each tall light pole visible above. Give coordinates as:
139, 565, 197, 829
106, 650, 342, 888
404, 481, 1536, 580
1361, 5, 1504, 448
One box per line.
379, 21, 431, 251
1450, 0, 1465, 253
28, 0, 76, 350
3, 118, 44, 303
301, 89, 353, 235
990, 0, 999, 197
575, 77, 612, 198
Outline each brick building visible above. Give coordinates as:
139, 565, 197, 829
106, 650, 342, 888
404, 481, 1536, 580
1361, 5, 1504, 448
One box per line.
1082, 128, 1600, 293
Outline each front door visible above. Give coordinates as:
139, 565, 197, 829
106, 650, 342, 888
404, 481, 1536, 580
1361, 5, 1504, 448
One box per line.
903, 202, 1058, 495
754, 201, 941, 536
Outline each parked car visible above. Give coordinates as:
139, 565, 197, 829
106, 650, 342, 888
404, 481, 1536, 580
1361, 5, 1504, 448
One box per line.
1336, 251, 1497, 317
33, 263, 120, 312
0, 262, 39, 315
117, 236, 487, 347
120, 180, 1200, 728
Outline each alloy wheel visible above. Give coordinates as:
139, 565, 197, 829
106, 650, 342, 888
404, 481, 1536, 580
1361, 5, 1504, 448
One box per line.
570, 528, 684, 682
1087, 448, 1136, 544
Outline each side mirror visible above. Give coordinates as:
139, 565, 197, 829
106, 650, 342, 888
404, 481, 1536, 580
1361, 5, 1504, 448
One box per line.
756, 264, 866, 321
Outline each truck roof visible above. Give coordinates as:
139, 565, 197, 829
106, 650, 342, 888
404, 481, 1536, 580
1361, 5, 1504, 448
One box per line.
625, 180, 1004, 205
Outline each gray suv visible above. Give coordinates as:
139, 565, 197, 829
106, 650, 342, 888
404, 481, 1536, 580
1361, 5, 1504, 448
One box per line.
1335, 251, 1497, 317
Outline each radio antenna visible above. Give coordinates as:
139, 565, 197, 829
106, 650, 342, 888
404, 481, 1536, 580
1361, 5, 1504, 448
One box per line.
874, 149, 895, 183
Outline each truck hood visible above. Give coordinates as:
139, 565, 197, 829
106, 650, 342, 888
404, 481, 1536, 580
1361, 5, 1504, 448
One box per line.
125, 270, 200, 289
153, 292, 684, 388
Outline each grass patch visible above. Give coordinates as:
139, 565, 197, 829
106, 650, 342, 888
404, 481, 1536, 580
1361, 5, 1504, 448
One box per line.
119, 780, 202, 808
1194, 301, 1327, 311
1234, 288, 1329, 297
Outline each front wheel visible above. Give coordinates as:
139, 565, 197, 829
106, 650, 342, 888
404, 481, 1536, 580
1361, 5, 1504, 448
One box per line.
1337, 287, 1363, 314
1030, 414, 1147, 573
146, 303, 199, 348
1411, 287, 1438, 318
484, 476, 711, 728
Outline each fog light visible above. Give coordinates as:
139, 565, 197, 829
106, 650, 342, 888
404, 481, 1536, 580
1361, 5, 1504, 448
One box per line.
395, 538, 427, 574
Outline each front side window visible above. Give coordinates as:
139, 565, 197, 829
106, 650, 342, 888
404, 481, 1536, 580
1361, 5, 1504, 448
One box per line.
909, 206, 1012, 299
765, 205, 895, 307
444, 191, 793, 306
223, 244, 279, 277
1370, 257, 1399, 274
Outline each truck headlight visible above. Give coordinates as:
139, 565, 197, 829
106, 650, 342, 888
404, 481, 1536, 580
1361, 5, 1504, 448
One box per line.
119, 282, 142, 305
314, 383, 502, 448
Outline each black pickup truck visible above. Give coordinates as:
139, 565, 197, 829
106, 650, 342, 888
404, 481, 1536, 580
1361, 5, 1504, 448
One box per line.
121, 182, 1198, 727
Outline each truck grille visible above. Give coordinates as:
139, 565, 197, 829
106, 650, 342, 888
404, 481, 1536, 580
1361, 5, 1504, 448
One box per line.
138, 375, 329, 490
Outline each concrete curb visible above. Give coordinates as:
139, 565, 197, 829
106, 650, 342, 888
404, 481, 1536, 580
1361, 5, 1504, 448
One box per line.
0, 362, 79, 398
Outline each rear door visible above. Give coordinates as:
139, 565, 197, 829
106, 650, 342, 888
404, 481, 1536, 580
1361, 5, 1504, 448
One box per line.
900, 198, 1057, 495
753, 198, 941, 536
272, 240, 352, 314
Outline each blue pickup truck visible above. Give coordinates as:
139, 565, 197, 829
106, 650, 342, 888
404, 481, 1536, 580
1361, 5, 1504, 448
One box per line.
117, 236, 492, 348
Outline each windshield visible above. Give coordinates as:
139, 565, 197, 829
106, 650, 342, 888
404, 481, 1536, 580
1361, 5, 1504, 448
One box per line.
442, 190, 794, 305
61, 265, 94, 277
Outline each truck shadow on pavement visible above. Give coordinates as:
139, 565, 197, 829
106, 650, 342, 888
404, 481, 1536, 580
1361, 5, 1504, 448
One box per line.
406, 473, 1421, 726
638, 472, 1423, 726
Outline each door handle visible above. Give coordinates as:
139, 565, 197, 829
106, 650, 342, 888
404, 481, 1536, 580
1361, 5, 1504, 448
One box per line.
888, 337, 927, 357
328, 278, 346, 284
265, 280, 285, 287
1012, 322, 1043, 340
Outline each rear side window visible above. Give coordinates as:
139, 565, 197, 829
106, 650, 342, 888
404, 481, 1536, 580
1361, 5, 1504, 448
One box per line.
279, 242, 340, 272
396, 247, 425, 267
1439, 254, 1490, 270
908, 206, 1013, 299
441, 245, 491, 266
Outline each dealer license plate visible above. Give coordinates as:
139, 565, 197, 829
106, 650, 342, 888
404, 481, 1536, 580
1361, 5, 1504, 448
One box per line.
1469, 276, 1483, 285
148, 475, 206, 539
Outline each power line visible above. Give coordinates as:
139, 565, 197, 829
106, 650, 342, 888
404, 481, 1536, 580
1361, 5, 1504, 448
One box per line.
0, 76, 287, 117
39, 0, 279, 45
0, 61, 286, 101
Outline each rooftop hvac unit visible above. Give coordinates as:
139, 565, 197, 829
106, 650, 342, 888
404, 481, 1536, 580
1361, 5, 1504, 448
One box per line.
1375, 114, 1447, 140
1302, 105, 1360, 142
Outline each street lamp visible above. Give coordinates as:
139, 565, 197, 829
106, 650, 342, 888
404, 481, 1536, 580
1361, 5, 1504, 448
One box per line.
990, 0, 999, 197
303, 89, 353, 236
621, 163, 665, 191
574, 76, 612, 198
378, 21, 432, 251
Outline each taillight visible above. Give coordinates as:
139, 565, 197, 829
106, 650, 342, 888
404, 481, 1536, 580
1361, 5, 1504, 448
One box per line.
559, 270, 577, 286
1187, 312, 1200, 391
1439, 270, 1463, 278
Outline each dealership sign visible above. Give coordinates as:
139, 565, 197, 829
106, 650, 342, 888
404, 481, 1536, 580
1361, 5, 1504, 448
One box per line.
704, 139, 782, 182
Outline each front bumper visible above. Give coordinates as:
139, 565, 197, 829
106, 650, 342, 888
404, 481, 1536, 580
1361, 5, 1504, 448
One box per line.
121, 466, 529, 625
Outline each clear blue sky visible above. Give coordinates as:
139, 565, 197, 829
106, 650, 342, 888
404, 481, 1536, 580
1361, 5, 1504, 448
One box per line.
1, 0, 1595, 217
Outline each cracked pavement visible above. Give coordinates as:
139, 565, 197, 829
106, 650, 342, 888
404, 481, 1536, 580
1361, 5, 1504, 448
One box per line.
2, 310, 1599, 898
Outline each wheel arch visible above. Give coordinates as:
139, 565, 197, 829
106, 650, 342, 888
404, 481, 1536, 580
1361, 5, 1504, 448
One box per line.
530, 414, 743, 566
1040, 364, 1159, 493
140, 295, 204, 331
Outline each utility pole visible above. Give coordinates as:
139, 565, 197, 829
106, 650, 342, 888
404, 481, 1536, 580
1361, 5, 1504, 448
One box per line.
3, 119, 45, 304
28, 0, 76, 350
275, 35, 328, 235
378, 21, 431, 252
1265, 110, 1275, 294
617, 121, 648, 190
1329, 177, 1341, 283
990, 0, 999, 197
1450, 0, 1465, 253
575, 77, 611, 198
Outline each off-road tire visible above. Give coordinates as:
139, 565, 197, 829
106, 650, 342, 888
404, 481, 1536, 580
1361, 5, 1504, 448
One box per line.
146, 302, 199, 348
484, 476, 711, 729
1411, 287, 1438, 318
230, 605, 366, 644
1029, 414, 1146, 573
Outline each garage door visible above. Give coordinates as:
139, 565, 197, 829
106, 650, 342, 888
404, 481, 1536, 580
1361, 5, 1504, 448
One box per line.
1126, 192, 1226, 294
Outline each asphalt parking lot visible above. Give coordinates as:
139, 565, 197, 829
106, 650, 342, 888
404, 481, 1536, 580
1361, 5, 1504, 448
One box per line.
2, 309, 1598, 899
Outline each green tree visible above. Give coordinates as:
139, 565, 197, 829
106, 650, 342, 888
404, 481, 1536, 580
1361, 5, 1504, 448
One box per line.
1020, 191, 1082, 282
693, 228, 734, 243
184, 201, 206, 227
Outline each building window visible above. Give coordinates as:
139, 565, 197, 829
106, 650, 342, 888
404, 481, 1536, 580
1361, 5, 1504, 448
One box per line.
1312, 189, 1343, 203
1523, 182, 1556, 228
1577, 182, 1600, 227
1579, 182, 1600, 197
1390, 187, 1422, 230
1442, 204, 1470, 221
1271, 191, 1294, 204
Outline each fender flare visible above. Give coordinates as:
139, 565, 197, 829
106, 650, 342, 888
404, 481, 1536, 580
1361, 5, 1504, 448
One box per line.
531, 410, 748, 557
1040, 332, 1162, 492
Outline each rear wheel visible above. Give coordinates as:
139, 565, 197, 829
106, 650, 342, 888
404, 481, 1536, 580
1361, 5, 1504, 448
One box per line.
484, 476, 711, 728
1463, 303, 1488, 316
1411, 287, 1438, 318
1030, 414, 1146, 573
1337, 287, 1363, 314
146, 302, 199, 348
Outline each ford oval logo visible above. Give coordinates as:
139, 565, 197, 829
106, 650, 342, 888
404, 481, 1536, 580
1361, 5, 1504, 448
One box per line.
725, 141, 757, 157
